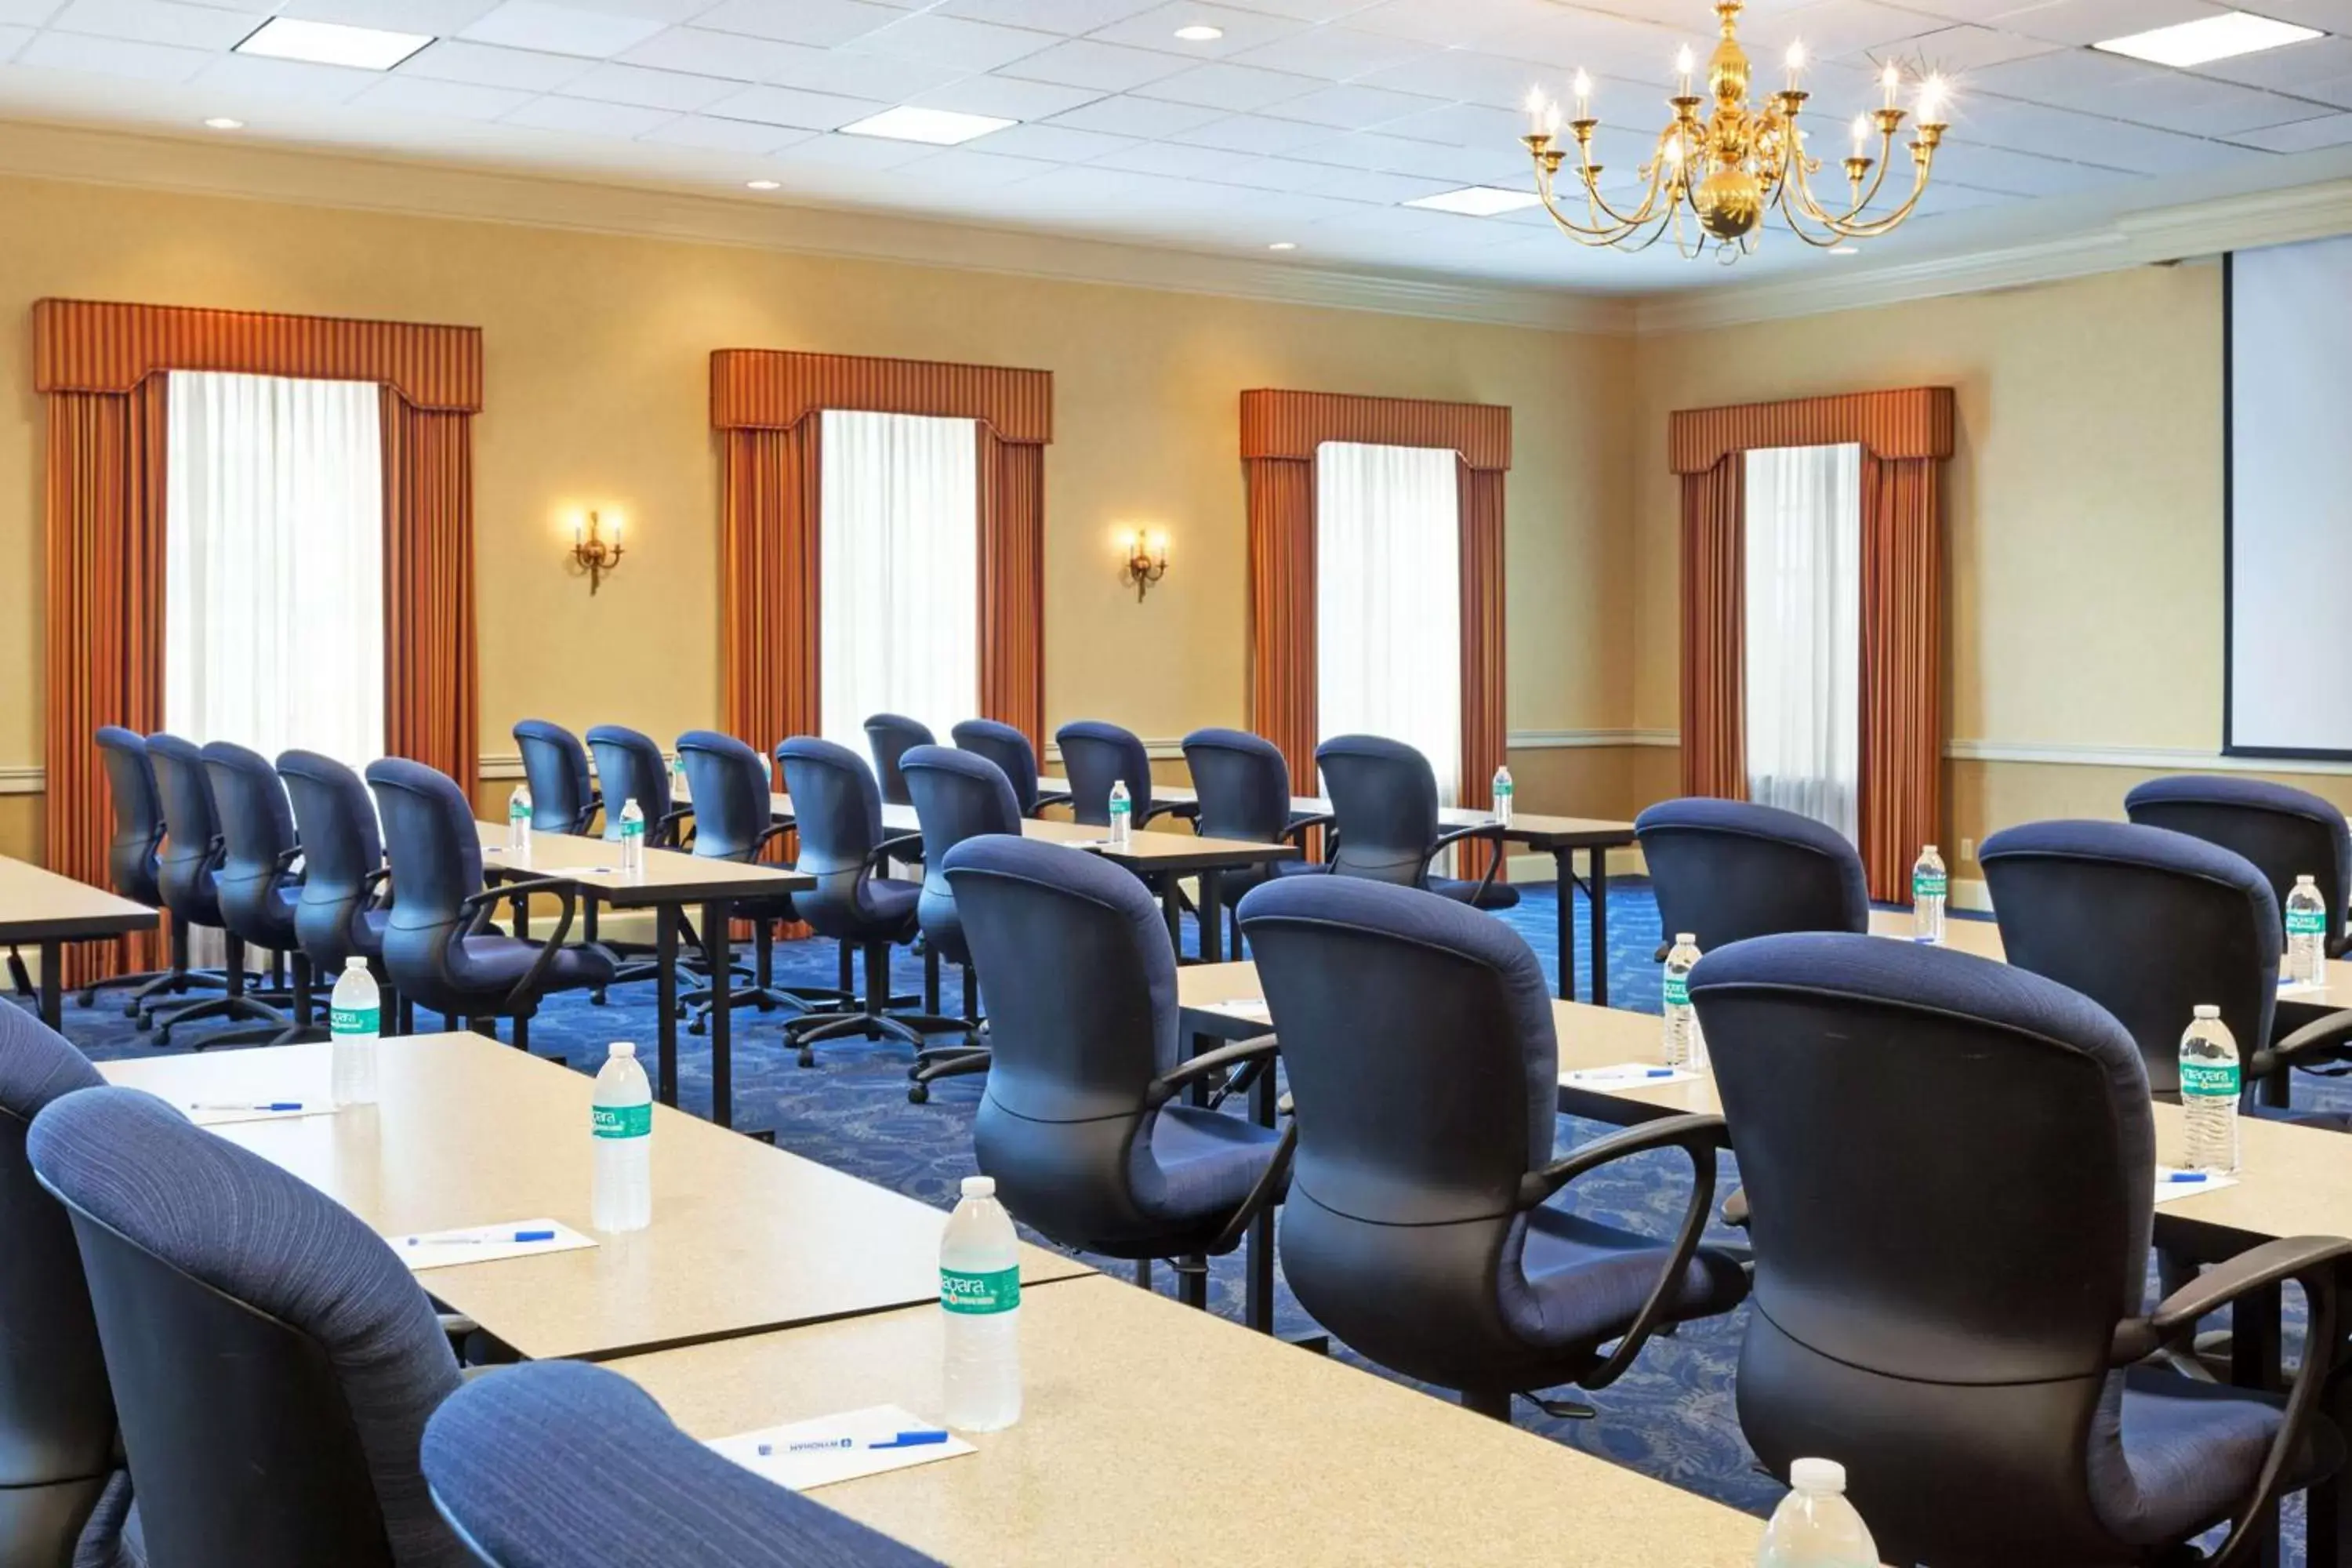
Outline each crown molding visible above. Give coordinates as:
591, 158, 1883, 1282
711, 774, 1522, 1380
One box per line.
0, 765, 41, 796
1508, 728, 1679, 749
0, 117, 1633, 338
1945, 739, 2352, 778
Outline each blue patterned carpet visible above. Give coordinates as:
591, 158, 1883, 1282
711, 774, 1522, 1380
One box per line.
25, 880, 2339, 1555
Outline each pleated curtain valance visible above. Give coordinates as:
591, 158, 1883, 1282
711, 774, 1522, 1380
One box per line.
1240, 388, 1511, 472
1668, 387, 1954, 474
710, 349, 1051, 445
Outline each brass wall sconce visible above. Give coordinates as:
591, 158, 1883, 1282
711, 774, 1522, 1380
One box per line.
1121, 528, 1168, 601
572, 510, 625, 594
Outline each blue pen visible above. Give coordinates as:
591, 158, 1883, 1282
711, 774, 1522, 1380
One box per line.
2167, 1172, 2211, 1185
191, 1101, 303, 1112
869, 1431, 950, 1450
405, 1229, 559, 1246
1643, 1069, 1676, 1079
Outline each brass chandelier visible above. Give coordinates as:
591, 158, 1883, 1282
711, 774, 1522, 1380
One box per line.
1517, 0, 1951, 260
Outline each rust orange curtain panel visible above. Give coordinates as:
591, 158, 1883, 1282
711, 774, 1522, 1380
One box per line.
710, 349, 1052, 754
1667, 387, 1955, 899
35, 299, 483, 983
1240, 388, 1512, 876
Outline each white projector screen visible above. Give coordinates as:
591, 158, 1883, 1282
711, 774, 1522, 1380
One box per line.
2229, 234, 2352, 757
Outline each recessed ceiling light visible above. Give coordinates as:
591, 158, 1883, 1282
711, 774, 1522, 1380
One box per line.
1403, 185, 1544, 216
746, 179, 780, 191
2094, 10, 2321, 67
1267, 241, 1297, 250
1174, 24, 1224, 41
840, 106, 1014, 146
234, 16, 433, 71
202, 116, 245, 130
1829, 245, 1859, 255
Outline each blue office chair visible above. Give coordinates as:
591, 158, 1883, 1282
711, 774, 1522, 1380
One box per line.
898, 746, 1018, 1102
942, 835, 1291, 1309
1635, 797, 1869, 960
511, 720, 599, 836
29, 1085, 467, 1568
422, 1361, 942, 1568
586, 725, 688, 849
141, 733, 287, 1046
2128, 775, 2351, 961
1054, 720, 1186, 829
775, 739, 960, 1068
200, 742, 318, 1047
1981, 820, 2352, 1118
78, 726, 223, 1017
278, 750, 399, 1032
365, 758, 612, 1055
0, 1007, 125, 1568
672, 731, 845, 1035
1180, 728, 1328, 957
1313, 735, 1516, 910
863, 714, 932, 809
951, 719, 1067, 816
1236, 873, 1742, 1417
1689, 932, 2349, 1568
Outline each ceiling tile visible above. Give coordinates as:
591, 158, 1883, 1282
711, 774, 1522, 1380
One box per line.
2187, 34, 2352, 90
1986, 0, 2229, 46
1874, 24, 2061, 72
909, 72, 1106, 116
283, 0, 502, 31
938, 0, 1161, 31
1087, 0, 1311, 56
1355, 47, 1541, 107
776, 128, 938, 166
1089, 135, 1250, 174
1171, 107, 1330, 149
0, 19, 34, 53
1204, 0, 1377, 21
1042, 87, 1225, 129
1133, 56, 1320, 105
1298, 163, 1447, 199
1340, 0, 1555, 51
702, 79, 884, 126
1263, 79, 1443, 125
49, 0, 264, 51
968, 118, 1136, 157
347, 71, 535, 117
616, 25, 801, 77
399, 38, 596, 88
560, 60, 739, 108
1763, 0, 1966, 59
556, 0, 717, 20
459, 2, 670, 58
764, 43, 962, 98
191, 53, 380, 101
2227, 111, 2352, 151
1212, 152, 1341, 186
897, 145, 1055, 186
0, 0, 61, 18
637, 110, 815, 149
1374, 97, 1518, 146
692, 0, 899, 48
16, 27, 209, 78
1922, 137, 2140, 193
850, 12, 1058, 67
999, 36, 1191, 86
502, 91, 678, 134
1228, 23, 1433, 78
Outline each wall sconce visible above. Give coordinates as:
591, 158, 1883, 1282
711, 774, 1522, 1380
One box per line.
571, 510, 626, 594
1121, 528, 1169, 601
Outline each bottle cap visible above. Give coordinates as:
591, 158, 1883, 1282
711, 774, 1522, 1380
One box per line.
345, 956, 369, 970
610, 1040, 637, 1058
1788, 1457, 1846, 1494
1923, 844, 1938, 854
2299, 874, 2318, 884
2193, 1004, 2220, 1021
960, 1175, 996, 1200
1675, 932, 1697, 945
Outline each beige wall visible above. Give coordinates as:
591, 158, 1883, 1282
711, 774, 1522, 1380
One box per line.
0, 162, 1637, 865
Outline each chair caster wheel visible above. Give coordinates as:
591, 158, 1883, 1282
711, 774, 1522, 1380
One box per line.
135, 1015, 154, 1032
75, 989, 96, 1007
908, 1083, 930, 1105
590, 990, 608, 1007
688, 1020, 707, 1037
155, 1029, 172, 1047
797, 1049, 817, 1069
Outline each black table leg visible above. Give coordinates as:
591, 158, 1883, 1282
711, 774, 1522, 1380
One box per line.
1552, 850, 1575, 1002
2234, 1283, 2285, 1567
655, 906, 679, 1109
39, 940, 61, 1031
704, 898, 735, 1131
1198, 868, 1224, 964
1160, 877, 1183, 956
1246, 1044, 1277, 1334
1589, 848, 1611, 1008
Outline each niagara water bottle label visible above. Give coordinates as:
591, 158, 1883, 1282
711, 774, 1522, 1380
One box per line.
940, 1266, 1021, 1316
2289, 906, 2328, 937
332, 1005, 379, 1035
2180, 1060, 2241, 1100
1913, 867, 1947, 900
1662, 972, 1690, 1008
593, 1104, 652, 1138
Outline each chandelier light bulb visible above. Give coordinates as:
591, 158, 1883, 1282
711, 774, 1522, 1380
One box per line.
1573, 70, 1593, 117
1880, 61, 1901, 108
1784, 41, 1806, 88
1525, 85, 1550, 134
1676, 44, 1696, 95
1917, 73, 1947, 124
1851, 112, 1869, 154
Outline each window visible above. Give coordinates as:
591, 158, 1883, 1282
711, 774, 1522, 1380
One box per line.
818, 409, 978, 750
1316, 441, 1461, 806
164, 371, 385, 768
1742, 443, 1862, 841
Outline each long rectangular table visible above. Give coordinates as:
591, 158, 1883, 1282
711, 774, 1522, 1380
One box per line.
97, 1033, 1092, 1361
606, 1273, 1766, 1566
0, 855, 159, 1029
473, 825, 813, 1129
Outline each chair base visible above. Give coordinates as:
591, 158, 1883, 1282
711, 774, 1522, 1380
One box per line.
162, 995, 292, 1049
128, 968, 232, 1025
907, 1044, 990, 1103
685, 985, 849, 1036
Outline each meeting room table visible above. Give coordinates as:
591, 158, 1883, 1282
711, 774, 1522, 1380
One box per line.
0, 854, 158, 1030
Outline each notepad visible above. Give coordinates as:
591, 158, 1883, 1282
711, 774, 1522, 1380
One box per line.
1563, 1062, 1704, 1087
1216, 998, 1272, 1019
710, 1405, 975, 1492
2278, 979, 2328, 997
184, 1101, 339, 1128
2154, 1166, 2241, 1204
391, 1218, 598, 1270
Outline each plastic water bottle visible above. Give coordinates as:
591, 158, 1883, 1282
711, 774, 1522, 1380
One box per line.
2287, 874, 2328, 987
1757, 1457, 1878, 1566
1108, 780, 1133, 850
1912, 844, 1947, 945
329, 957, 379, 1108
2180, 1006, 2241, 1174
507, 783, 532, 855
590, 1042, 653, 1232
1492, 765, 1515, 828
670, 753, 689, 814
1663, 932, 1705, 1071
941, 1174, 1022, 1432
617, 797, 646, 876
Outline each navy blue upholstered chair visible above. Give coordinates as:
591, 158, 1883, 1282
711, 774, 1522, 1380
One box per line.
1313, 735, 1516, 910
1180, 728, 1327, 956
365, 758, 612, 1054
0, 1007, 125, 1568
511, 720, 598, 836
29, 1085, 468, 1568
672, 731, 844, 1033
79, 726, 221, 1017
1689, 932, 2349, 1568
951, 719, 1065, 816
1236, 874, 1742, 1417
143, 733, 288, 1046
1634, 797, 1870, 960
1981, 820, 2352, 1117
863, 714, 933, 809
2128, 775, 2352, 960
422, 1362, 942, 1568
201, 741, 318, 1047
586, 725, 686, 849
942, 835, 1291, 1312
898, 746, 1018, 1100
775, 738, 962, 1068
278, 750, 398, 1030
1054, 720, 1185, 829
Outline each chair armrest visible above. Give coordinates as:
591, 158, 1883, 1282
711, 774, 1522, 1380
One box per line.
1144, 1033, 1280, 1112
2111, 1235, 2352, 1364
1431, 822, 1506, 903
866, 832, 926, 875
1138, 801, 1195, 827
655, 804, 694, 849
1282, 812, 1335, 849
1203, 1120, 1298, 1258
459, 877, 572, 938
2257, 1008, 2352, 1076
1029, 789, 1072, 815
1719, 1186, 1750, 1229
1432, 822, 1504, 855
747, 822, 793, 861
361, 867, 393, 907
458, 878, 579, 1009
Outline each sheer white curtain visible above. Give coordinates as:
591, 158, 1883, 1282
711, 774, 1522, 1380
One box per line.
1742, 442, 1862, 841
1316, 441, 1461, 807
818, 410, 979, 752
165, 371, 385, 768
